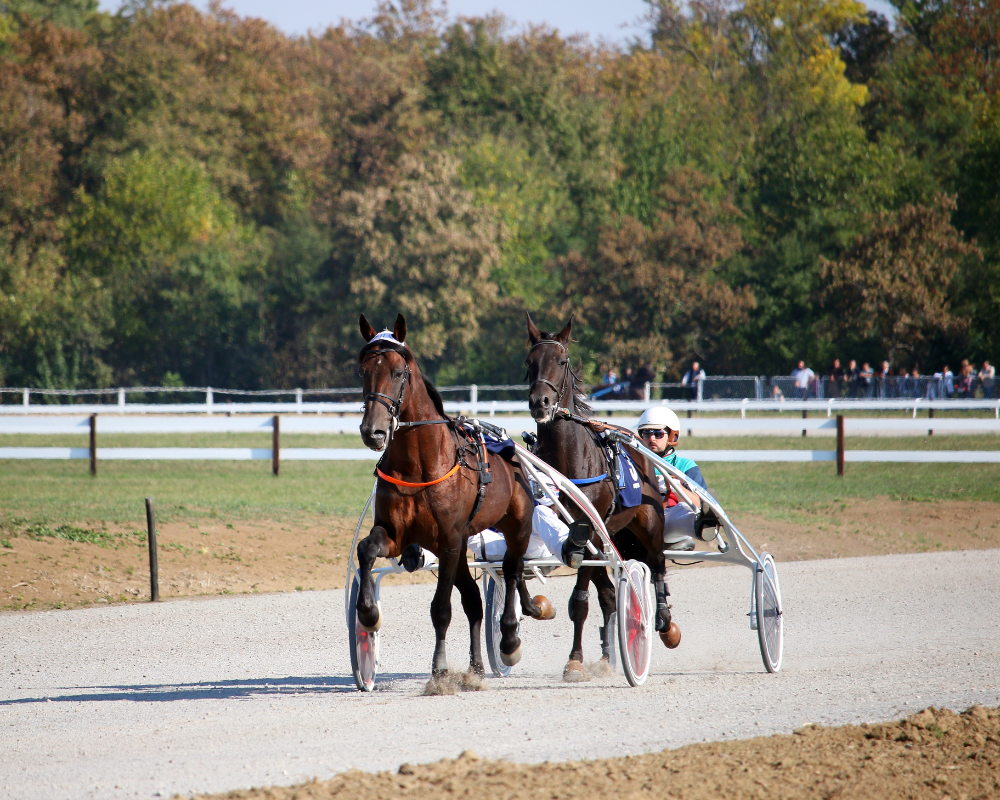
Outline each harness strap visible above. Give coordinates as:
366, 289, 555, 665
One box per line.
376, 462, 461, 488
569, 473, 608, 485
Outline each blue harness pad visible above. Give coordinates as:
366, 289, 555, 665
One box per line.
616, 451, 643, 508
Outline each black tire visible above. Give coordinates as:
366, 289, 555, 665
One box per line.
347, 575, 380, 691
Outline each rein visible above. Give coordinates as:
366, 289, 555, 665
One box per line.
377, 462, 461, 488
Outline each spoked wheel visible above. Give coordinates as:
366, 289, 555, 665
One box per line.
483, 572, 518, 678
347, 575, 380, 691
755, 552, 783, 673
617, 560, 653, 687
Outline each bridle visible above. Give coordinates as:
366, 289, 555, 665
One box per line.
526, 339, 572, 412
360, 348, 411, 431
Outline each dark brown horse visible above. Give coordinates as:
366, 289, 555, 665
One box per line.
356, 313, 541, 675
524, 314, 675, 680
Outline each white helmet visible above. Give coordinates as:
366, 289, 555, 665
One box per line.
637, 406, 680, 433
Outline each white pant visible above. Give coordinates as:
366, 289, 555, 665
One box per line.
663, 503, 696, 543
466, 506, 569, 562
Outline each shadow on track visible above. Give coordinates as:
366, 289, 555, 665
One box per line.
0, 673, 427, 705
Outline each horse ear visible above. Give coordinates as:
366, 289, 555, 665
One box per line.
393, 313, 407, 343
555, 316, 573, 345
526, 312, 542, 344
359, 313, 377, 342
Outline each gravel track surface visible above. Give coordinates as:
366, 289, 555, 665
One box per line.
2, 550, 998, 800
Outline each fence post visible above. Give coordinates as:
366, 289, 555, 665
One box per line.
644, 381, 651, 402
470, 384, 478, 416
836, 414, 844, 477
22, 388, 29, 407
145, 497, 159, 602
755, 377, 763, 401
118, 388, 125, 410
802, 409, 808, 437
928, 407, 934, 437
296, 388, 303, 415
206, 387, 213, 415
89, 414, 97, 476
272, 415, 280, 476
741, 398, 748, 419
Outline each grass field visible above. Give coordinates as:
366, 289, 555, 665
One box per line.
2, 435, 997, 611
1, 437, 997, 529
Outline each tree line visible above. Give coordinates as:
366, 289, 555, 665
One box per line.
0, 0, 997, 391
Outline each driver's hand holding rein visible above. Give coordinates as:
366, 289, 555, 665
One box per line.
636, 406, 715, 552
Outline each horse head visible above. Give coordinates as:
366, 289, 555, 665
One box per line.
358, 313, 410, 451
525, 313, 575, 424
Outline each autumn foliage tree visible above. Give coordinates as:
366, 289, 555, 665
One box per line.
558, 169, 754, 374
821, 195, 982, 367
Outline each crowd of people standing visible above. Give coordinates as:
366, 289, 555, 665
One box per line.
791, 358, 996, 399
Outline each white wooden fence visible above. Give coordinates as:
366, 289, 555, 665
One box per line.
0, 415, 997, 464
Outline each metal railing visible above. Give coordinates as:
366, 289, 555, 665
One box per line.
1, 374, 997, 414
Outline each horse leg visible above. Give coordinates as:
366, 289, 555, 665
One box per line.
453, 553, 485, 676
592, 567, 617, 663
356, 525, 393, 631
514, 575, 543, 619
430, 548, 461, 675
499, 550, 524, 665
564, 567, 592, 681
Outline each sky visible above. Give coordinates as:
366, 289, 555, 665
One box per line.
97, 0, 898, 44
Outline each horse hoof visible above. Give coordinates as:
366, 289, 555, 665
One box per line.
563, 660, 588, 682
500, 642, 522, 667
358, 606, 382, 633
532, 595, 556, 620
660, 622, 681, 649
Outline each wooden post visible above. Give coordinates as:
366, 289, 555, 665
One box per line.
272, 415, 280, 476
802, 408, 808, 437
687, 408, 692, 438
836, 414, 845, 477
928, 407, 934, 436
89, 414, 97, 476
145, 497, 159, 602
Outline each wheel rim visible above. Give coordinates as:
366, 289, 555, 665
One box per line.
356, 618, 377, 690
485, 574, 514, 678
624, 566, 649, 679
756, 554, 782, 672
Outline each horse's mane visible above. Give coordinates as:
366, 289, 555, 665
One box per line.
534, 334, 592, 417
359, 338, 449, 420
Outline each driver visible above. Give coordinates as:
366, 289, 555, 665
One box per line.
636, 406, 714, 552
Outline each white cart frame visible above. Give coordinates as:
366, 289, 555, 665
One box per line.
621, 435, 784, 673
344, 440, 656, 691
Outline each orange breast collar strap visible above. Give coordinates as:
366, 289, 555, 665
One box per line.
376, 462, 462, 488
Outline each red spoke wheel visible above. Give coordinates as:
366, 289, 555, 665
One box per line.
617, 560, 653, 686
348, 575, 380, 691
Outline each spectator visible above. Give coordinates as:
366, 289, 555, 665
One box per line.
828, 358, 845, 398
859, 362, 874, 398
634, 363, 655, 400
897, 366, 910, 398
681, 361, 705, 401
877, 361, 891, 398
602, 367, 618, 386
957, 360, 975, 398
979, 360, 995, 397
847, 359, 860, 398
910, 367, 921, 399
943, 365, 954, 397
791, 360, 815, 399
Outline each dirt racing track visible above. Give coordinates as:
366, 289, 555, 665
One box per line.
2, 550, 999, 800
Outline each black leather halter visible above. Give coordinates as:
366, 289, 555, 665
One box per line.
361, 348, 411, 426
526, 339, 572, 409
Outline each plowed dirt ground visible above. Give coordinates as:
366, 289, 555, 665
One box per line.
188, 705, 1000, 800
